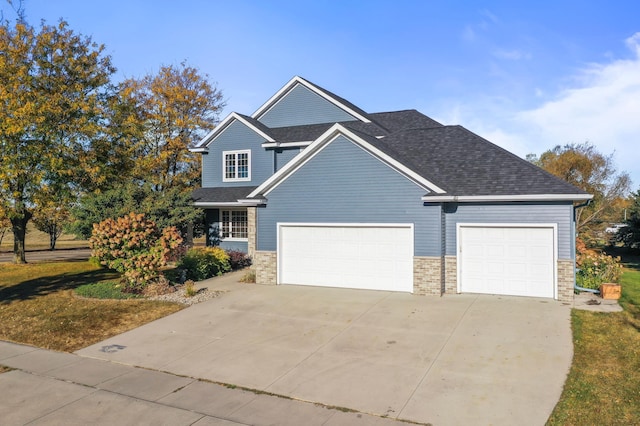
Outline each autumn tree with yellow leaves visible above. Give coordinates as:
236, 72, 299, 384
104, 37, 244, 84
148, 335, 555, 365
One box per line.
529, 142, 631, 244
0, 19, 116, 263
68, 63, 225, 244
121, 63, 224, 191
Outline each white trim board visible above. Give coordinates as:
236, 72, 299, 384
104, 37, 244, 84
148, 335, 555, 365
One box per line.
194, 202, 252, 207
262, 141, 313, 148
423, 194, 593, 202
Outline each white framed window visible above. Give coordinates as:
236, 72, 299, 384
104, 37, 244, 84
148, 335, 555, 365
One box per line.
220, 209, 248, 240
223, 150, 251, 182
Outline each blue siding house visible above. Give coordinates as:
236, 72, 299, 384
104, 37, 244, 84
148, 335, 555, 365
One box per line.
191, 76, 591, 301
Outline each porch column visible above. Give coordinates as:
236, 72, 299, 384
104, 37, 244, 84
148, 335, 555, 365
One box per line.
247, 207, 256, 260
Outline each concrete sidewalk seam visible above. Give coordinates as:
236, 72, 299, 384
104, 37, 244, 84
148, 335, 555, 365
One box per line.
16, 368, 242, 425
15, 370, 101, 425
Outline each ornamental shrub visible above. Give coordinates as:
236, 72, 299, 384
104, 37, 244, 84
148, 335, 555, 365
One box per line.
576, 238, 623, 290
178, 247, 231, 281
89, 212, 184, 292
226, 250, 252, 270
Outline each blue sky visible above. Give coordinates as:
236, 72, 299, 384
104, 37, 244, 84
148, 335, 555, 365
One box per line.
4, 0, 640, 187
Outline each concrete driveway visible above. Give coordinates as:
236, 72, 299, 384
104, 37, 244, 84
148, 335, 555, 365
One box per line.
77, 272, 573, 425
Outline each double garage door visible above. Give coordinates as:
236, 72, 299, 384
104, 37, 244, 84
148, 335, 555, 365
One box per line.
278, 223, 414, 292
277, 223, 557, 299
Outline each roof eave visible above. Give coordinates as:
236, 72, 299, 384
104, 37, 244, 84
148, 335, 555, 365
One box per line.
189, 146, 209, 153
262, 141, 313, 149
421, 194, 594, 203
193, 199, 266, 208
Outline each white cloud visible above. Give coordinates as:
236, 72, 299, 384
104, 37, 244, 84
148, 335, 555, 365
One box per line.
513, 32, 640, 186
442, 32, 639, 188
625, 32, 640, 53
429, 33, 640, 188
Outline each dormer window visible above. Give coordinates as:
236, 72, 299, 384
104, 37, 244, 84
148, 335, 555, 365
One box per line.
223, 150, 251, 182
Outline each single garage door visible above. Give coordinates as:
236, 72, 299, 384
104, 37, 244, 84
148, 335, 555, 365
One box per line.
278, 223, 414, 292
458, 224, 556, 298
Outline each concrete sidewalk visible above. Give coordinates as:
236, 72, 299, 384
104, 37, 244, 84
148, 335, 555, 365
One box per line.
0, 340, 404, 426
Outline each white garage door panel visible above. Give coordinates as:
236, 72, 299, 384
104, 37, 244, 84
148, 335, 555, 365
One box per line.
460, 226, 555, 298
279, 224, 413, 292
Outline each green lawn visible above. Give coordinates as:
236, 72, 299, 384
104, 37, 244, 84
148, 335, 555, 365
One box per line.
547, 254, 640, 425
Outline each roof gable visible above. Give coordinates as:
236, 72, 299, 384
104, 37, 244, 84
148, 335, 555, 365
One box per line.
191, 112, 275, 151
252, 76, 372, 127
247, 124, 446, 199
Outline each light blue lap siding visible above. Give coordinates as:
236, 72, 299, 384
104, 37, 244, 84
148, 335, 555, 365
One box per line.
256, 135, 441, 255
274, 148, 301, 171
443, 202, 574, 259
258, 84, 356, 128
202, 120, 273, 187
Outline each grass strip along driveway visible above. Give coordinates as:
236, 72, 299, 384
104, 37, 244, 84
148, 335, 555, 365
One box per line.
0, 261, 183, 352
548, 255, 640, 425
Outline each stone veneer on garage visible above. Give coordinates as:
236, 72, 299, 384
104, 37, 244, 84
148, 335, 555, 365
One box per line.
444, 256, 457, 294
557, 259, 575, 303
253, 251, 575, 302
413, 257, 441, 295
254, 251, 277, 285
412, 256, 457, 295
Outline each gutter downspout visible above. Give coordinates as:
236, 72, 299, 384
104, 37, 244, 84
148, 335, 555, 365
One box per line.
573, 199, 598, 294
441, 204, 446, 297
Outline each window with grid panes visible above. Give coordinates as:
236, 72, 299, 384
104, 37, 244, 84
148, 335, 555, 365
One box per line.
223, 150, 250, 181
220, 210, 248, 239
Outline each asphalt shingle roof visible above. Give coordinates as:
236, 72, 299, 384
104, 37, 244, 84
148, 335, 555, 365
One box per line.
268, 119, 390, 143
262, 110, 441, 144
269, 123, 334, 143
298, 77, 374, 123
196, 77, 588, 200
236, 113, 275, 139
369, 110, 443, 132
191, 186, 258, 203
367, 126, 588, 196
